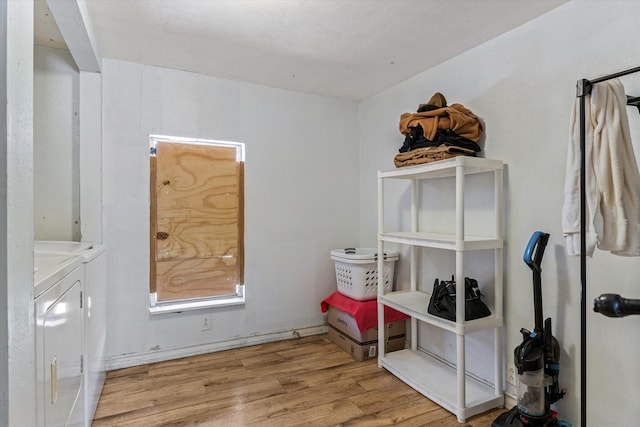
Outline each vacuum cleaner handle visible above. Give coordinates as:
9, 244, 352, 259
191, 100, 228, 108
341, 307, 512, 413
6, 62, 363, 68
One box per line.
523, 231, 550, 273
594, 293, 640, 317
524, 231, 550, 333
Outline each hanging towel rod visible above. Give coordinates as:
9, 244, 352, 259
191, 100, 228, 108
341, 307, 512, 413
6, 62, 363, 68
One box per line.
576, 64, 640, 427
627, 96, 640, 113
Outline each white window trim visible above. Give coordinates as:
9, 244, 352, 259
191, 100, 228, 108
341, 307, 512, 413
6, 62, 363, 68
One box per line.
149, 285, 245, 314
148, 134, 245, 314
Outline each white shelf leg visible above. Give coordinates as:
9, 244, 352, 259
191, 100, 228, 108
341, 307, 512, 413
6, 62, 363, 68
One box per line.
411, 178, 418, 292
377, 172, 384, 242
494, 168, 503, 241
457, 333, 466, 422
411, 178, 418, 234
411, 318, 418, 352
455, 165, 465, 322
494, 247, 504, 397
377, 173, 385, 364
455, 164, 466, 421
410, 241, 418, 351
410, 178, 418, 352
377, 300, 385, 364
494, 167, 504, 399
495, 325, 503, 398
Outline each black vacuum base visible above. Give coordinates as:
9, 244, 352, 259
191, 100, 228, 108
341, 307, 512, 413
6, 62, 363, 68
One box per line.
492, 406, 561, 427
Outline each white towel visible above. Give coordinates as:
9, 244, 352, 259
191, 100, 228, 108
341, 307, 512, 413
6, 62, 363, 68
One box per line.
562, 92, 597, 257
562, 79, 640, 257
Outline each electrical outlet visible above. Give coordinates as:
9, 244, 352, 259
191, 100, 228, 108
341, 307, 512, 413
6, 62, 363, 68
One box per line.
507, 364, 516, 385
200, 314, 212, 331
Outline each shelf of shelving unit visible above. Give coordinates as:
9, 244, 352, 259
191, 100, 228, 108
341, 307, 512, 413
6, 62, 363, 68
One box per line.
378, 156, 503, 180
379, 349, 504, 421
380, 231, 502, 251
378, 290, 503, 335
377, 156, 504, 423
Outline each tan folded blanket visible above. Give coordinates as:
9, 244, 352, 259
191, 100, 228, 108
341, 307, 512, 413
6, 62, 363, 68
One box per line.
394, 145, 475, 168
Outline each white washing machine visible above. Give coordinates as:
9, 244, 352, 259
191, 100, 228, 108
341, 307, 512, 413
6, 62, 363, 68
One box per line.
35, 241, 107, 427
35, 253, 85, 427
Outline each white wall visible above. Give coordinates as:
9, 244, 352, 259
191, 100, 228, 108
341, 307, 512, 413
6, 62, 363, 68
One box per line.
33, 45, 80, 241
358, 1, 640, 426
102, 59, 360, 365
79, 70, 103, 243
1, 1, 36, 425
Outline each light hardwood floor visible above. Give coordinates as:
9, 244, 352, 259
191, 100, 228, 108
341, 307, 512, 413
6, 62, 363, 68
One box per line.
93, 334, 505, 426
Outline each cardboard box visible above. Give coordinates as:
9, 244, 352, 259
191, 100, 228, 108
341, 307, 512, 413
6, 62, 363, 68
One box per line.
327, 305, 406, 361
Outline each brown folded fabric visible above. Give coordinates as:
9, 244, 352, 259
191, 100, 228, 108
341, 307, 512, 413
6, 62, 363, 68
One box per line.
399, 93, 483, 143
393, 145, 476, 168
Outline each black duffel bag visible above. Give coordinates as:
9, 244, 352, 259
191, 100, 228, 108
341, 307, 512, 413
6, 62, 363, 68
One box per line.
427, 276, 491, 321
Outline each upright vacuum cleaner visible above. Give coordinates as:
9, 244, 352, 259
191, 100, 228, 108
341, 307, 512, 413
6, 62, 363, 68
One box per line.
493, 231, 568, 427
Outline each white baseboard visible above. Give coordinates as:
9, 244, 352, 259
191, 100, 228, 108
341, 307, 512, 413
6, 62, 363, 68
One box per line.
105, 324, 328, 371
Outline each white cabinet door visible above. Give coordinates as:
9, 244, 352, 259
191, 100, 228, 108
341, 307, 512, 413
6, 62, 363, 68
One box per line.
38, 271, 84, 427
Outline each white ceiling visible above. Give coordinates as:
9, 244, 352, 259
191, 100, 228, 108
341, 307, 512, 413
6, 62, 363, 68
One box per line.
35, 0, 568, 101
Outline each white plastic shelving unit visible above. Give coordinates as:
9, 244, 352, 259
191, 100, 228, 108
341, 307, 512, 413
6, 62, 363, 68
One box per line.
376, 156, 504, 423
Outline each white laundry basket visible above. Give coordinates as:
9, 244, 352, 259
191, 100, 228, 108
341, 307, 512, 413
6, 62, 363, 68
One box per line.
330, 248, 399, 301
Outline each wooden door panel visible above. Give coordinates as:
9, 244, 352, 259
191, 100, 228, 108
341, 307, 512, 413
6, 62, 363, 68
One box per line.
151, 140, 243, 303
155, 257, 239, 301
155, 143, 237, 209
156, 175, 239, 210
155, 216, 238, 261
159, 191, 238, 211
156, 206, 238, 224
150, 156, 158, 293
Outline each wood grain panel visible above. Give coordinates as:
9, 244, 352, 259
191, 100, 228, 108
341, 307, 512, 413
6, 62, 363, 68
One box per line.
151, 140, 244, 302
155, 215, 237, 261
155, 143, 238, 211
149, 156, 157, 293
155, 257, 239, 300
238, 161, 245, 285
